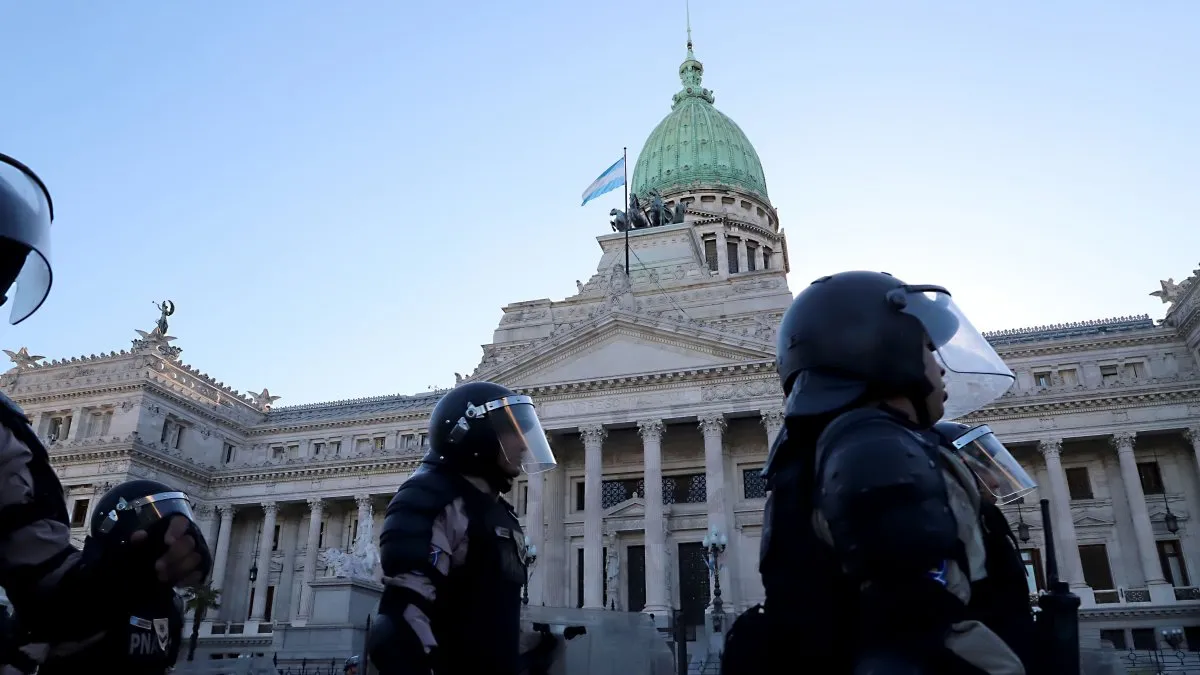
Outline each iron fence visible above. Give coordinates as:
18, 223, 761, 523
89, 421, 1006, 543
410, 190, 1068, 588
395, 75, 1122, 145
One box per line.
1119, 649, 1200, 674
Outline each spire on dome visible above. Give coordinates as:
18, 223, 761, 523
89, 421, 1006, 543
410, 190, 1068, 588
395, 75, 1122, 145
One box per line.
673, 2, 713, 108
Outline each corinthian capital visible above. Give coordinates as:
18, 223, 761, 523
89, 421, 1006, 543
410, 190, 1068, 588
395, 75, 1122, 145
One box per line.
355, 494, 374, 512
1109, 431, 1137, 453
760, 409, 785, 433
1184, 426, 1200, 449
637, 419, 665, 443
580, 425, 608, 448
260, 501, 278, 517
698, 414, 727, 437
1038, 438, 1063, 460
307, 497, 325, 514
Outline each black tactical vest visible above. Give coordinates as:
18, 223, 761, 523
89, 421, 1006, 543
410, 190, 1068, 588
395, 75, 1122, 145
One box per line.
39, 585, 183, 675
435, 484, 527, 675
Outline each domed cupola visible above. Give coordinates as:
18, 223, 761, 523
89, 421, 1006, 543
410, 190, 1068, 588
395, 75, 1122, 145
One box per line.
630, 35, 771, 207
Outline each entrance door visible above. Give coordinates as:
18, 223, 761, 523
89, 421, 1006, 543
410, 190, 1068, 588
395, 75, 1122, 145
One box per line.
627, 545, 646, 612
677, 542, 710, 641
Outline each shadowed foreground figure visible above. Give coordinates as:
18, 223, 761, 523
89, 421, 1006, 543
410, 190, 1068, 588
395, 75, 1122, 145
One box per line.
722, 271, 1042, 674
367, 381, 559, 675
0, 154, 209, 674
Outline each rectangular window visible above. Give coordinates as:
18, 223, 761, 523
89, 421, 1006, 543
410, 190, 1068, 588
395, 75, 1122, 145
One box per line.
1137, 461, 1165, 495
575, 482, 585, 512
318, 520, 327, 548
1157, 540, 1190, 587
311, 442, 324, 457
270, 446, 285, 460
1065, 467, 1093, 500
1020, 548, 1045, 594
70, 499, 90, 527
1099, 629, 1127, 650
1131, 628, 1156, 651
1078, 544, 1115, 592
373, 437, 385, 451
1123, 362, 1145, 380
1100, 365, 1119, 385
223, 443, 235, 464
762, 246, 773, 269
264, 586, 276, 623
286, 444, 299, 458
745, 242, 758, 271
271, 525, 281, 551
576, 548, 584, 609
330, 441, 341, 454
1034, 371, 1052, 388
1059, 368, 1079, 386
726, 241, 740, 273
703, 237, 718, 272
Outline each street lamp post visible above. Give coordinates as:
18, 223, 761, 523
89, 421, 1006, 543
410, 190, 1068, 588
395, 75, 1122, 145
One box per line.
522, 536, 539, 606
702, 528, 728, 632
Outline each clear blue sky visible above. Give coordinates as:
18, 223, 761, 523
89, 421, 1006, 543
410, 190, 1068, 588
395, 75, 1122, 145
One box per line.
2, 1, 1197, 405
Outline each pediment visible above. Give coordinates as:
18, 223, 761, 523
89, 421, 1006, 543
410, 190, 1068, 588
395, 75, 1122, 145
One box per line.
606, 497, 645, 518
1073, 514, 1114, 527
481, 310, 775, 387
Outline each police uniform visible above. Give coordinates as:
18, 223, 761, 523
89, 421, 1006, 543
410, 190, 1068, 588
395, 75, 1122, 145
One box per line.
0, 155, 211, 674
37, 480, 197, 675
368, 381, 557, 675
727, 271, 1038, 675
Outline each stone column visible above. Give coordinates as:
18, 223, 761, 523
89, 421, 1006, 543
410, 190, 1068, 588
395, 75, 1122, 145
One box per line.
1111, 432, 1172, 601
298, 497, 325, 621
715, 232, 729, 277
638, 419, 670, 618
526, 471, 545, 605
194, 504, 218, 551
542, 464, 567, 606
1039, 440, 1092, 602
581, 425, 607, 609
210, 505, 235, 592
760, 409, 785, 448
699, 414, 731, 607
1186, 426, 1200, 485
65, 407, 84, 442
249, 502, 277, 621
355, 494, 374, 546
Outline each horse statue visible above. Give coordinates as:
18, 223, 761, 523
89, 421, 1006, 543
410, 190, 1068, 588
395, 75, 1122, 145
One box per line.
627, 194, 649, 229
645, 191, 674, 228
610, 209, 630, 232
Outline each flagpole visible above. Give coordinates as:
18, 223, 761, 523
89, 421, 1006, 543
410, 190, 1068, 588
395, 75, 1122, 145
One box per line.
623, 146, 630, 277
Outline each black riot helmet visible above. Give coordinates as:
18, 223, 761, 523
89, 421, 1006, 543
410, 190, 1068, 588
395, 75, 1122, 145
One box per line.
424, 381, 557, 487
776, 271, 1015, 425
0, 153, 53, 325
90, 479, 197, 544
934, 421, 1038, 506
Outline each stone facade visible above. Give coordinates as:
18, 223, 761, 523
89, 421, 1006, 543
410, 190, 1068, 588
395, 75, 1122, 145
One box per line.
4, 39, 1200, 662
4, 237, 1200, 659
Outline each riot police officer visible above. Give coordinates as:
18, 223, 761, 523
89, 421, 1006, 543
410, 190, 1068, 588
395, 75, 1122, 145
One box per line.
38, 480, 191, 675
754, 271, 1029, 674
369, 381, 557, 675
0, 154, 210, 670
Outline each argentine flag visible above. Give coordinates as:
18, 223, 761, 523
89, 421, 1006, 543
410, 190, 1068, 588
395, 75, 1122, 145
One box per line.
580, 156, 626, 206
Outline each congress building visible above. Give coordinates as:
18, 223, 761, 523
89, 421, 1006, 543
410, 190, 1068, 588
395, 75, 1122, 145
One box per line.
3, 39, 1200, 664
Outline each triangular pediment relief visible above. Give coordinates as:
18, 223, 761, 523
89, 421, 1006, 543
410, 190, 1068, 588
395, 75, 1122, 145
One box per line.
605, 497, 645, 518
1073, 514, 1114, 527
480, 310, 775, 387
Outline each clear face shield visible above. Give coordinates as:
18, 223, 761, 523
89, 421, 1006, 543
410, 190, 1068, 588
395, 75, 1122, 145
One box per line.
460, 394, 558, 474
0, 154, 54, 325
95, 490, 196, 538
892, 285, 1015, 419
948, 424, 1038, 505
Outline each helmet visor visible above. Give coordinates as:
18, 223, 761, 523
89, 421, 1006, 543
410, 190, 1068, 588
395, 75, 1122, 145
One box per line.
96, 491, 196, 537
0, 156, 53, 325
949, 424, 1037, 505
486, 395, 558, 474
897, 287, 1015, 419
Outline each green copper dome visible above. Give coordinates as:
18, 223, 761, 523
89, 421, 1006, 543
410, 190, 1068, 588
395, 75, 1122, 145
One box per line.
631, 40, 770, 204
